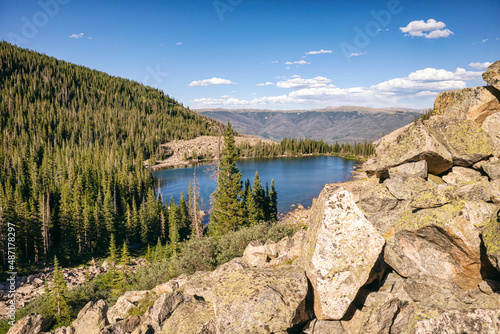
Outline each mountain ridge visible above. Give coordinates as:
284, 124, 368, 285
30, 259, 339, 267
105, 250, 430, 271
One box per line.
197, 107, 423, 144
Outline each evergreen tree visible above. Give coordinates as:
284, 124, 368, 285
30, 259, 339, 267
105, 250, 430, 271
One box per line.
268, 179, 278, 221
120, 240, 131, 265
50, 256, 70, 325
210, 121, 244, 236
109, 233, 118, 266
178, 192, 190, 240
251, 172, 266, 222
168, 197, 180, 253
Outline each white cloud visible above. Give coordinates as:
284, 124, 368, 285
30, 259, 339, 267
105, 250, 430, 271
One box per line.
221, 95, 230, 98
88, 36, 92, 40
372, 67, 481, 92
176, 42, 183, 45
407, 67, 481, 81
305, 49, 333, 55
482, 38, 488, 43
190, 67, 482, 109
469, 62, 492, 70
276, 76, 332, 89
256, 82, 274, 87
284, 60, 310, 65
350, 52, 366, 57
188, 77, 235, 87
69, 33, 84, 39
400, 19, 453, 39
377, 28, 389, 32
271, 60, 279, 64
291, 75, 301, 78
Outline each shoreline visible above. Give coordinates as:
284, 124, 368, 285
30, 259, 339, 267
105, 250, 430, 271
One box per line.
149, 152, 368, 171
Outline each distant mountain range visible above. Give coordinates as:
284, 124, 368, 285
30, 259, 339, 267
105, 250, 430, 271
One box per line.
196, 107, 424, 143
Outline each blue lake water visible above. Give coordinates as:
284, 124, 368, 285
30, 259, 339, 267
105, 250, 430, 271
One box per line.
153, 156, 359, 218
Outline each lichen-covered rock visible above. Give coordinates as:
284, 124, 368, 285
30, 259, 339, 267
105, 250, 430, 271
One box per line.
383, 175, 429, 200
212, 265, 310, 333
72, 300, 109, 334
242, 240, 269, 267
403, 308, 500, 333
424, 116, 494, 167
409, 185, 456, 208
427, 173, 445, 185
482, 162, 500, 180
482, 207, 500, 271
6, 313, 51, 334
388, 160, 428, 179
301, 319, 347, 333
357, 184, 398, 213
433, 86, 500, 124
482, 112, 500, 156
160, 296, 215, 334
301, 184, 385, 320
442, 166, 488, 185
99, 316, 141, 334
145, 292, 184, 333
483, 60, 500, 91
107, 290, 149, 323
385, 201, 496, 289
363, 120, 453, 175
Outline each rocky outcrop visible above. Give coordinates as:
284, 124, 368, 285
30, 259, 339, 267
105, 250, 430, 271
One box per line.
483, 60, 500, 91
6, 313, 51, 334
107, 290, 149, 323
72, 300, 109, 334
300, 185, 385, 320
433, 86, 500, 124
212, 266, 310, 333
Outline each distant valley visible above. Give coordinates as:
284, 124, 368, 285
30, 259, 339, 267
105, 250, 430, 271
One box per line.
197, 106, 424, 143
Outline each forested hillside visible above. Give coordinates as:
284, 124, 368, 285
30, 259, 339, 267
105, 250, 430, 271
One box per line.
0, 42, 222, 271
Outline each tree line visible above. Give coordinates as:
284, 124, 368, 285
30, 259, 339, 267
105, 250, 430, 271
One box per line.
237, 137, 375, 159
0, 41, 222, 271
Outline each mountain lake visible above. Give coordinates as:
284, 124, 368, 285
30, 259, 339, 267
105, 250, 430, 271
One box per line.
153, 156, 360, 221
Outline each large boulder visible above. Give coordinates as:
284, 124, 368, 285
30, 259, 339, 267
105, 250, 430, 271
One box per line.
7, 313, 51, 334
107, 290, 149, 323
300, 185, 385, 320
160, 296, 215, 334
363, 120, 453, 175
483, 60, 500, 91
482, 112, 500, 155
145, 291, 184, 333
99, 316, 141, 334
424, 116, 494, 166
482, 207, 500, 271
433, 86, 500, 124
385, 201, 496, 290
72, 300, 109, 334
212, 265, 310, 333
397, 307, 500, 333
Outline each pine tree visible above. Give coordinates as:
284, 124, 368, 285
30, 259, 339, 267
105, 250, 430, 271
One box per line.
109, 233, 118, 266
251, 171, 266, 222
268, 179, 278, 221
168, 197, 180, 253
210, 121, 244, 236
120, 240, 131, 265
50, 256, 70, 324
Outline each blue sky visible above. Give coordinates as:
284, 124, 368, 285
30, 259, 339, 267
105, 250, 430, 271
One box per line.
1, 0, 499, 110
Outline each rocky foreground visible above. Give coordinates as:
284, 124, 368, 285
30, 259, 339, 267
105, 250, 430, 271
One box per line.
9, 61, 500, 333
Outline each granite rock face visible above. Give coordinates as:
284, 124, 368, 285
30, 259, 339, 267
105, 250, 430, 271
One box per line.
301, 185, 385, 320
433, 86, 500, 124
483, 60, 500, 91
